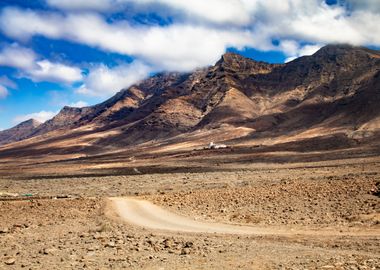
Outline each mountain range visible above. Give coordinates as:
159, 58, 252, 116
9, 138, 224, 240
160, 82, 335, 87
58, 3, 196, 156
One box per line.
1, 44, 379, 159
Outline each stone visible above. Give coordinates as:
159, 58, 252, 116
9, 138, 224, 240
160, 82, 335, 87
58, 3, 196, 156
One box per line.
184, 241, 193, 248
105, 242, 116, 248
163, 239, 174, 248
43, 248, 56, 255
0, 228, 9, 234
181, 248, 191, 255
4, 258, 16, 265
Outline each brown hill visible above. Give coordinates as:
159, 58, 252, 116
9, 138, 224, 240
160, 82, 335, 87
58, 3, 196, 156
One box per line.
0, 44, 379, 160
0, 119, 41, 145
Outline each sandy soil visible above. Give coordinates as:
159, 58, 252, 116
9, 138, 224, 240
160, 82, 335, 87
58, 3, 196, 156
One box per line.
0, 156, 379, 269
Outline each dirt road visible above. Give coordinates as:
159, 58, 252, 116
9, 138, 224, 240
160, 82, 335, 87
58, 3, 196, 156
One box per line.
110, 197, 379, 237
110, 197, 273, 234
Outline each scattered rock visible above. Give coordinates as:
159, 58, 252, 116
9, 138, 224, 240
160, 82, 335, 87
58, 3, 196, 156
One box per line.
0, 227, 9, 234
43, 248, 56, 255
4, 258, 16, 265
184, 241, 193, 248
105, 241, 116, 248
181, 248, 191, 255
163, 239, 174, 248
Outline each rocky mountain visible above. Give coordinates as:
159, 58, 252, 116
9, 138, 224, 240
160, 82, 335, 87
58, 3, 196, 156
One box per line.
1, 45, 379, 155
0, 119, 41, 145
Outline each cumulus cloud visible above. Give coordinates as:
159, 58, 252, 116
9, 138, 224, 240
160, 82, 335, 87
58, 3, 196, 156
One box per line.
77, 61, 150, 96
284, 43, 323, 62
0, 76, 17, 89
0, 9, 255, 71
0, 8, 63, 42
28, 60, 83, 84
0, 43, 36, 69
0, 76, 17, 99
14, 110, 57, 124
0, 85, 8, 99
46, 0, 115, 11
123, 0, 252, 25
69, 101, 88, 107
0, 43, 83, 84
44, 0, 252, 25
344, 0, 380, 13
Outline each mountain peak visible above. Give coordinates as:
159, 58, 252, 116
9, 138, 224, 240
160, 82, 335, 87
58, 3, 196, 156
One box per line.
216, 51, 280, 74
0, 118, 42, 145
17, 118, 42, 128
314, 44, 380, 59
59, 106, 85, 114
216, 52, 253, 68
315, 44, 353, 54
28, 118, 42, 127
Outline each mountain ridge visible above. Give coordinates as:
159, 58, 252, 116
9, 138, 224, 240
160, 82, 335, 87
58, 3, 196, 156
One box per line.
0, 44, 379, 158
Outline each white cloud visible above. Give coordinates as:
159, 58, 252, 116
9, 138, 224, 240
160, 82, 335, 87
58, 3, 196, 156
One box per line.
45, 0, 252, 25
0, 8, 63, 41
299, 44, 323, 56
344, 0, 380, 13
0, 43, 36, 69
0, 43, 83, 84
0, 76, 17, 99
284, 43, 323, 63
119, 0, 380, 47
14, 111, 57, 124
46, 0, 115, 11
131, 24, 254, 70
69, 101, 88, 107
278, 40, 300, 57
77, 61, 150, 97
0, 9, 256, 71
28, 60, 83, 84
0, 76, 17, 89
0, 85, 8, 99
124, 0, 252, 25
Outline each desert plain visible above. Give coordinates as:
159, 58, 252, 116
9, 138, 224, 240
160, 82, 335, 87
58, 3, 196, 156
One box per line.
0, 147, 379, 270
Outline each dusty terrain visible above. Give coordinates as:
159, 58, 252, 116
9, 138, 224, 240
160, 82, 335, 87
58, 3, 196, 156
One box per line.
1, 156, 379, 269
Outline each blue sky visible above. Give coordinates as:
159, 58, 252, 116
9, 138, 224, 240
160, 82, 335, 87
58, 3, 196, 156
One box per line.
0, 0, 379, 130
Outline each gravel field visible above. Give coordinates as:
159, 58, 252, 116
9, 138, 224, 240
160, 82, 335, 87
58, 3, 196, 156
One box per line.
0, 157, 379, 269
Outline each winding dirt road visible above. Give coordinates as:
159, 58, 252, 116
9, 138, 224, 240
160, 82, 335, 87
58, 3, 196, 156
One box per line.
110, 197, 271, 234
110, 197, 379, 237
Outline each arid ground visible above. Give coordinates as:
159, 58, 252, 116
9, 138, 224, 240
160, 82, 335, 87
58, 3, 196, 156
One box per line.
0, 154, 379, 269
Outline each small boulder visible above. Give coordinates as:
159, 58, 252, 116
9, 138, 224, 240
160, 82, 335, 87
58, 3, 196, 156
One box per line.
4, 258, 16, 265
181, 248, 191, 255
163, 239, 174, 248
105, 241, 116, 248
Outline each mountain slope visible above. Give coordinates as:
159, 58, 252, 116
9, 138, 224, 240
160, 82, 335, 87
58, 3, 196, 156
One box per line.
0, 45, 379, 157
0, 119, 41, 145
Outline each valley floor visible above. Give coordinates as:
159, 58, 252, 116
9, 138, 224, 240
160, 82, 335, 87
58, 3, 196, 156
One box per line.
0, 156, 379, 269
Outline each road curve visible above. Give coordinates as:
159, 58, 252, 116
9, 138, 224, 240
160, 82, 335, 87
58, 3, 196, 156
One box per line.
110, 197, 270, 235
109, 197, 379, 236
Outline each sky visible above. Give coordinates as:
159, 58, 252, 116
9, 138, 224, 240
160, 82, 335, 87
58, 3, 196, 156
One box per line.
0, 0, 379, 130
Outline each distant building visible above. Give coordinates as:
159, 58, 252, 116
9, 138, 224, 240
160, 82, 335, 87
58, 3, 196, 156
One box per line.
208, 142, 227, 149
